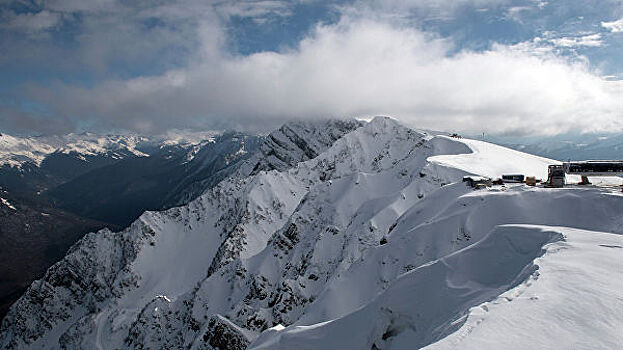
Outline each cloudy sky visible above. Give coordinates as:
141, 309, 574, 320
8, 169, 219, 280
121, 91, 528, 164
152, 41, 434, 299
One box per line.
1, 0, 623, 136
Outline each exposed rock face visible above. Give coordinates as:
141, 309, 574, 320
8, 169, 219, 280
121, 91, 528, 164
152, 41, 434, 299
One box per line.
197, 315, 251, 350
242, 119, 365, 176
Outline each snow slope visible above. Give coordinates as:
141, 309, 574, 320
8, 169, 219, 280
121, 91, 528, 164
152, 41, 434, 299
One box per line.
3, 117, 623, 350
425, 225, 623, 350
428, 137, 554, 180
249, 225, 566, 350
430, 136, 623, 185
249, 186, 623, 349
247, 126, 623, 349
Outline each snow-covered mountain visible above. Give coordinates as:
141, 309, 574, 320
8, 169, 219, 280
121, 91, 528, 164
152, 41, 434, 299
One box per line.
0, 130, 246, 319
170, 119, 366, 207
487, 132, 623, 161
0, 129, 225, 200
46, 131, 261, 226
2, 117, 623, 349
0, 120, 362, 324
0, 133, 147, 169
0, 130, 223, 169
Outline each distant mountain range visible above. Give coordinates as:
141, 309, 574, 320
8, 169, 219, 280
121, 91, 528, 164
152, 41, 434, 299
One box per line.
485, 132, 623, 161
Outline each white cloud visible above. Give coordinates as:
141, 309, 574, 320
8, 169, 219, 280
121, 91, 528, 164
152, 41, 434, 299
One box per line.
602, 17, 623, 32
4, 10, 62, 33
27, 18, 623, 135
44, 0, 122, 14
357, 0, 510, 12
214, 0, 293, 20
506, 6, 532, 22
549, 33, 603, 47
343, 0, 511, 22
0, 0, 301, 72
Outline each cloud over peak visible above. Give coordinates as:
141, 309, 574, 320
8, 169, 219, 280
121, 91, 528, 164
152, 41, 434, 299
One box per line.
17, 16, 623, 136
2, 0, 623, 135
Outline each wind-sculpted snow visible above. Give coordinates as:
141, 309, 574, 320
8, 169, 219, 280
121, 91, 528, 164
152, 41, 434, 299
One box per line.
3, 117, 623, 349
249, 225, 565, 350
425, 225, 623, 349
428, 137, 555, 180
297, 184, 623, 325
